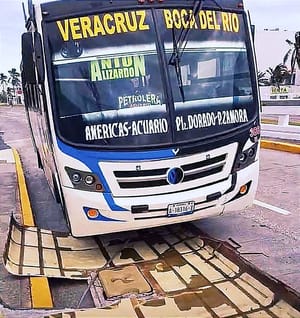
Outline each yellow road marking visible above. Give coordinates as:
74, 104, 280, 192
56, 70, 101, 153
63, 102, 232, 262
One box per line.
12, 148, 53, 308
30, 277, 53, 308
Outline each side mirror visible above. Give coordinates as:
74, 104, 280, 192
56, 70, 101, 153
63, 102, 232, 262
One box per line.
21, 32, 36, 84
21, 31, 45, 84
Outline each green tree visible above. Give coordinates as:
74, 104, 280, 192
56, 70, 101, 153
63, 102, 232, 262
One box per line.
284, 31, 300, 84
0, 73, 7, 93
257, 71, 269, 86
266, 64, 290, 86
0, 91, 7, 103
8, 68, 21, 98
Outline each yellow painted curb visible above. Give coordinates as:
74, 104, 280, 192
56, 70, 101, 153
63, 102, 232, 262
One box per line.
260, 140, 300, 154
12, 149, 35, 226
12, 148, 53, 309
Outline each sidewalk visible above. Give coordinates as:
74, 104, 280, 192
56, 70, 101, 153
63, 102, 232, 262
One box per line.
0, 149, 30, 311
0, 148, 53, 317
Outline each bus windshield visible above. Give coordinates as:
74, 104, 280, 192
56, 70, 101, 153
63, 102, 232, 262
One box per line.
47, 7, 255, 148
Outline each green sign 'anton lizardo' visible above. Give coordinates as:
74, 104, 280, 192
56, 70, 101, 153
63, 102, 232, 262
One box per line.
90, 56, 146, 81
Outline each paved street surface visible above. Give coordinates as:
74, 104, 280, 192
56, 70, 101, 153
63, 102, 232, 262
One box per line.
0, 106, 299, 317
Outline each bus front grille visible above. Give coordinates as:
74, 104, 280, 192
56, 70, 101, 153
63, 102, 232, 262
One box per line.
99, 143, 237, 197
116, 154, 226, 189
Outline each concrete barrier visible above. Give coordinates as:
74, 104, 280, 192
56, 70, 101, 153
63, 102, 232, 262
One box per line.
261, 104, 300, 141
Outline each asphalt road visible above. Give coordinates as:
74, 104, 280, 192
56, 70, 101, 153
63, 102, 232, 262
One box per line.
0, 105, 299, 311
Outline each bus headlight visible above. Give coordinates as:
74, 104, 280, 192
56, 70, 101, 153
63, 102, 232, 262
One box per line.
65, 167, 104, 192
239, 153, 247, 163
248, 147, 255, 158
71, 172, 81, 183
233, 143, 258, 172
84, 175, 95, 185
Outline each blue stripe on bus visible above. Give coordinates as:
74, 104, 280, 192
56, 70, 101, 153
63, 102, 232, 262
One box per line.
103, 193, 128, 212
56, 139, 175, 161
56, 139, 175, 212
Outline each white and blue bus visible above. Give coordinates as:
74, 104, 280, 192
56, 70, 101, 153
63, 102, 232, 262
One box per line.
21, 0, 260, 237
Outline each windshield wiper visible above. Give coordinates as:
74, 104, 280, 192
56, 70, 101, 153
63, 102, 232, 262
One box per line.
168, 0, 225, 101
169, 26, 185, 102
168, 0, 206, 102
171, 0, 224, 62
169, 1, 204, 61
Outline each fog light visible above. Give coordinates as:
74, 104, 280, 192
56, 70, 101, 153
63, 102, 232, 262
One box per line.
239, 184, 248, 195
71, 172, 81, 183
86, 208, 99, 219
85, 175, 95, 185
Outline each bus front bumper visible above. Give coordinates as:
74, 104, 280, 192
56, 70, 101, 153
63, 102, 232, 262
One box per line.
62, 160, 259, 237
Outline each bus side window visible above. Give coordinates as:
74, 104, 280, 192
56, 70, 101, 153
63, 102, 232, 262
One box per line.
22, 84, 30, 110
34, 32, 45, 84
28, 85, 33, 109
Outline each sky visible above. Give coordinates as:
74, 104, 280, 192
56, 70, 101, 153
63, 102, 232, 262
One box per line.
0, 0, 299, 75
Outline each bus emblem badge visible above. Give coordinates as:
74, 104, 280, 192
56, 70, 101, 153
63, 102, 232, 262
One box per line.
172, 148, 180, 155
167, 167, 184, 185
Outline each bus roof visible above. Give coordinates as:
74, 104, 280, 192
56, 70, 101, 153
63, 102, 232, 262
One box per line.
25, 0, 246, 27
31, 0, 245, 8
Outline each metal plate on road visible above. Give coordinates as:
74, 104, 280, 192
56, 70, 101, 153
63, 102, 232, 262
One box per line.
3, 215, 300, 317
3, 216, 107, 279
167, 201, 195, 217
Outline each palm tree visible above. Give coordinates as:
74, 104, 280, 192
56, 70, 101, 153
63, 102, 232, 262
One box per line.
283, 31, 300, 84
257, 71, 269, 86
266, 64, 290, 87
8, 68, 21, 97
0, 73, 7, 93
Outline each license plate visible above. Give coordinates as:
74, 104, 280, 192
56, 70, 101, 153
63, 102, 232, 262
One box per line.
167, 201, 195, 217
